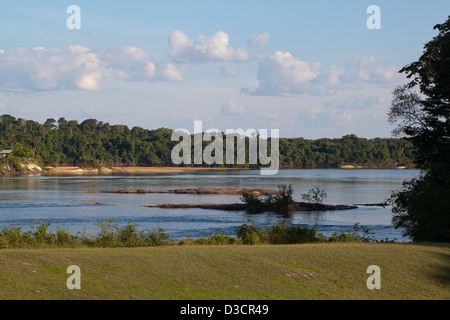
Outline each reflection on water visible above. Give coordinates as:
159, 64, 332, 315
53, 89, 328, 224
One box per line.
0, 169, 420, 242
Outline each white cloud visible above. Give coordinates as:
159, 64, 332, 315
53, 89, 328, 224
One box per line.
168, 30, 248, 63
144, 62, 156, 78
247, 32, 271, 49
346, 55, 380, 69
326, 65, 345, 88
0, 46, 105, 91
247, 51, 320, 96
336, 55, 403, 86
244, 52, 405, 97
220, 100, 246, 117
221, 65, 240, 75
24, 45, 104, 91
0, 45, 184, 93
0, 101, 5, 110
324, 95, 387, 110
158, 64, 184, 82
300, 94, 389, 128
100, 46, 152, 81
372, 66, 400, 83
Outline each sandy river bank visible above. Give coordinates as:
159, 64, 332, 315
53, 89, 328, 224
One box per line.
44, 166, 237, 175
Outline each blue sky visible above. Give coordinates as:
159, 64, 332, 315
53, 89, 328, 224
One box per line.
1, 1, 449, 138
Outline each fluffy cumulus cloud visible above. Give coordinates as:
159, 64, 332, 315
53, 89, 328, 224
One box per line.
100, 46, 154, 81
326, 55, 404, 87
168, 30, 248, 63
246, 51, 321, 96
0, 45, 184, 92
0, 46, 106, 92
220, 100, 246, 117
245, 52, 405, 96
158, 64, 184, 82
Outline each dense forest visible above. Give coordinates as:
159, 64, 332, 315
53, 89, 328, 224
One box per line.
0, 114, 415, 169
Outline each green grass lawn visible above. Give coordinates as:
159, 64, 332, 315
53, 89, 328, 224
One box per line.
0, 242, 448, 300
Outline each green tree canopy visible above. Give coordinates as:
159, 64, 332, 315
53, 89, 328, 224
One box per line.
390, 16, 450, 242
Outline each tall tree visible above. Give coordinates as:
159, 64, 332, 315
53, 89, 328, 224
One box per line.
389, 16, 450, 241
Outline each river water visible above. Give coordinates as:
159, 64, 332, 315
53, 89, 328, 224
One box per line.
0, 169, 421, 242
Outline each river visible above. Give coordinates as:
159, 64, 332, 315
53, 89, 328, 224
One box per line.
0, 169, 421, 242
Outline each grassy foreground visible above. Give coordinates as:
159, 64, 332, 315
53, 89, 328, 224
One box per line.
0, 242, 448, 300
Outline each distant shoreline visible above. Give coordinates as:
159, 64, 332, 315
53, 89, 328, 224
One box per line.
338, 164, 408, 169
43, 166, 237, 175
1, 165, 414, 177
43, 165, 411, 175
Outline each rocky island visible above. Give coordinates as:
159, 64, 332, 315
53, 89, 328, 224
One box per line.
144, 201, 358, 212
100, 187, 358, 213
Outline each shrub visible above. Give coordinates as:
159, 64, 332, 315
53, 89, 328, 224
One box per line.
56, 227, 75, 247
301, 186, 327, 203
270, 184, 295, 213
194, 233, 237, 245
328, 223, 375, 242
145, 228, 173, 246
0, 218, 376, 249
240, 192, 264, 211
94, 218, 119, 247
240, 184, 296, 214
266, 222, 319, 244
0, 226, 27, 248
30, 220, 56, 245
117, 221, 146, 247
236, 214, 321, 245
236, 214, 267, 244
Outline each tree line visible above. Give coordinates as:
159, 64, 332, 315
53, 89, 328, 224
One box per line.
388, 16, 450, 242
0, 114, 414, 169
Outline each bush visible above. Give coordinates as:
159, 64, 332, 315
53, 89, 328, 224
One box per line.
56, 228, 75, 247
94, 218, 119, 247
30, 220, 56, 245
93, 219, 173, 247
236, 217, 267, 245
0, 226, 27, 248
270, 184, 295, 213
0, 218, 376, 249
301, 186, 327, 203
193, 234, 237, 245
266, 223, 319, 244
328, 223, 375, 242
236, 214, 320, 245
240, 184, 296, 214
240, 192, 264, 211
146, 228, 173, 246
